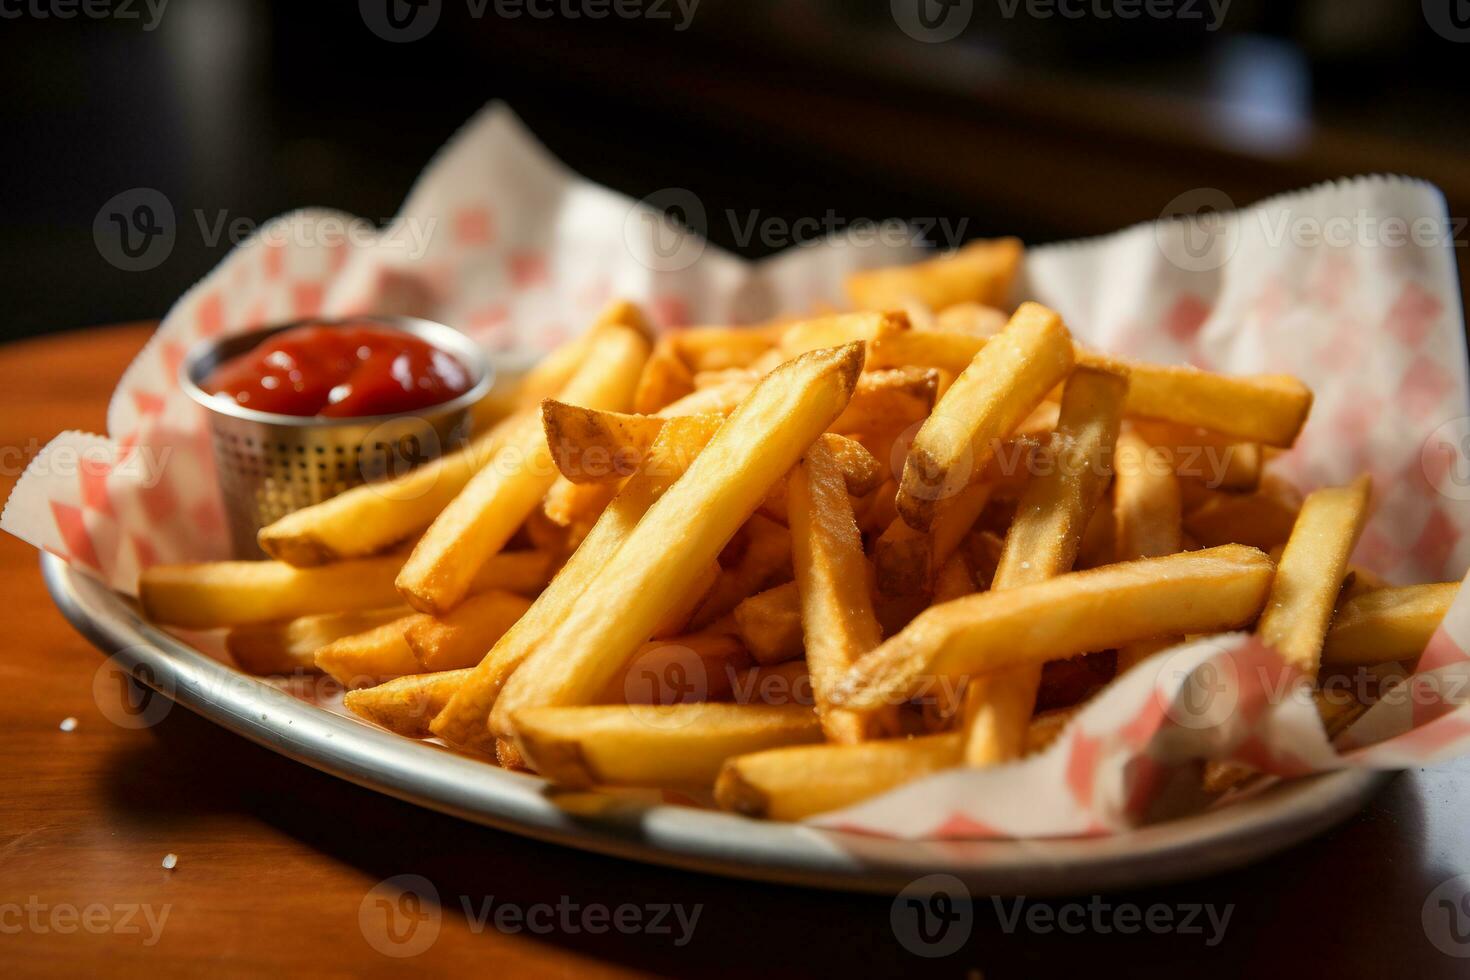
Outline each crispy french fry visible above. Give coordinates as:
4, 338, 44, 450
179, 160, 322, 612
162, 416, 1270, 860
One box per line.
514, 702, 822, 789
758, 434, 883, 523
344, 669, 474, 738
846, 238, 1022, 312
141, 555, 407, 629
790, 436, 886, 743
429, 414, 726, 749
732, 582, 804, 665
257, 422, 507, 566
932, 554, 977, 604
1112, 428, 1184, 672
866, 319, 985, 375
1339, 564, 1390, 603
602, 631, 753, 704
659, 378, 756, 416
543, 401, 666, 484
542, 477, 619, 529
1256, 476, 1372, 678
831, 367, 939, 435
961, 365, 1127, 766
1322, 582, 1457, 665
398, 322, 649, 614
226, 606, 409, 676
1184, 479, 1302, 551
874, 482, 990, 595
490, 343, 865, 742
516, 301, 653, 408
777, 311, 905, 358
691, 514, 792, 627
1129, 419, 1261, 491
315, 616, 420, 688
935, 301, 1009, 337
632, 337, 696, 414
670, 327, 775, 372
652, 561, 720, 639
715, 733, 962, 820
834, 545, 1275, 713
403, 590, 533, 672
731, 660, 813, 707
897, 302, 1075, 531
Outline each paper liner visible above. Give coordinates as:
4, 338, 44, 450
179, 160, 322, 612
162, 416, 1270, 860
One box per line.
8, 104, 1470, 839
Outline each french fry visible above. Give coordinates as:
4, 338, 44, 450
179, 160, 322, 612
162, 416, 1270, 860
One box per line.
846, 238, 1023, 311
690, 514, 792, 627
874, 482, 990, 595
1184, 478, 1302, 551
490, 343, 865, 742
715, 733, 962, 820
652, 561, 720, 639
777, 311, 905, 358
403, 590, 533, 672
1129, 419, 1261, 491
344, 669, 474, 738
670, 327, 775, 372
315, 616, 421, 687
1113, 428, 1185, 672
831, 367, 939, 435
790, 436, 887, 743
1256, 476, 1372, 678
632, 337, 696, 414
542, 477, 619, 528
1339, 563, 1390, 603
543, 401, 667, 484
658, 378, 756, 416
935, 302, 1009, 337
732, 582, 804, 665
961, 365, 1127, 766
516, 300, 653, 408
1322, 582, 1456, 666
896, 302, 1075, 531
141, 555, 408, 629
866, 319, 984, 375
514, 702, 822, 789
257, 422, 507, 566
226, 606, 409, 676
602, 631, 753, 704
758, 434, 883, 523
429, 414, 726, 749
732, 660, 814, 707
932, 553, 977, 603
397, 321, 649, 614
833, 545, 1275, 713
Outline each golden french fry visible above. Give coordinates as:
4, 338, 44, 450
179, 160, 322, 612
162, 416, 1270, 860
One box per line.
777, 311, 905, 358
715, 733, 961, 820
834, 545, 1275, 713
670, 327, 775, 372
1184, 478, 1303, 551
961, 365, 1127, 766
731, 659, 813, 707
257, 423, 507, 567
516, 301, 653, 408
398, 322, 649, 614
932, 554, 977, 604
490, 343, 865, 742
874, 482, 990, 595
429, 414, 726, 749
1129, 419, 1261, 491
846, 238, 1022, 312
652, 561, 720, 639
315, 616, 420, 687
659, 378, 757, 416
543, 401, 667, 484
225, 606, 409, 676
1112, 428, 1185, 672
344, 669, 474, 738
542, 477, 618, 529
602, 631, 753, 705
690, 514, 792, 628
831, 367, 939, 435
514, 702, 822, 789
1323, 583, 1456, 665
141, 555, 407, 629
1256, 476, 1372, 678
758, 434, 883, 523
866, 318, 984, 375
897, 302, 1075, 531
732, 582, 804, 665
1339, 563, 1390, 603
935, 301, 1010, 337
403, 590, 533, 672
790, 436, 886, 743
632, 337, 696, 414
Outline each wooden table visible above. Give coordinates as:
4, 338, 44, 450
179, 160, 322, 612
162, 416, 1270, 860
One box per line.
3, 324, 1469, 978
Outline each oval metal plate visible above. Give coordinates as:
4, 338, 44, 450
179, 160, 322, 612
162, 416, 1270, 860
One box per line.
42, 553, 1392, 896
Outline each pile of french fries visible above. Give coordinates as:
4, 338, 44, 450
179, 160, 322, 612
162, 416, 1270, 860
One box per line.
139, 240, 1462, 823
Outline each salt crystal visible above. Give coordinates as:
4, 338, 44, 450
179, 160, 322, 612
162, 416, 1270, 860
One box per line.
161, 853, 178, 870
59, 717, 77, 732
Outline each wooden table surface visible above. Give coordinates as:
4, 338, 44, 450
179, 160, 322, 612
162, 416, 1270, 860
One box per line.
3, 324, 1470, 979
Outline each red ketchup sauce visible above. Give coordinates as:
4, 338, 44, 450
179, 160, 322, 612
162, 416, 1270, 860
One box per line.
203, 323, 472, 418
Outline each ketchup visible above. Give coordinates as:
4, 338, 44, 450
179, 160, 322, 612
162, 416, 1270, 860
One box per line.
203, 323, 472, 418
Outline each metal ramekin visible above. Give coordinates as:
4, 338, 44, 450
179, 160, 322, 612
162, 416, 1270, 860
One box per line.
181, 316, 491, 558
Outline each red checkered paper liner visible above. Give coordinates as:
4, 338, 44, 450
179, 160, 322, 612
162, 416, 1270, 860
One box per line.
0, 104, 922, 587
6, 101, 1470, 838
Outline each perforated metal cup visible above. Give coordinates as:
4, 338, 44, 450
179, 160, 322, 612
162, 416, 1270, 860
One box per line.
181, 316, 491, 558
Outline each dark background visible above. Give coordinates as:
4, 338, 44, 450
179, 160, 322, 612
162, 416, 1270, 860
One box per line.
3, 0, 1469, 340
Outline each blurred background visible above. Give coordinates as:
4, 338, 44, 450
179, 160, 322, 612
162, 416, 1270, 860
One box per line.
2, 0, 1468, 340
